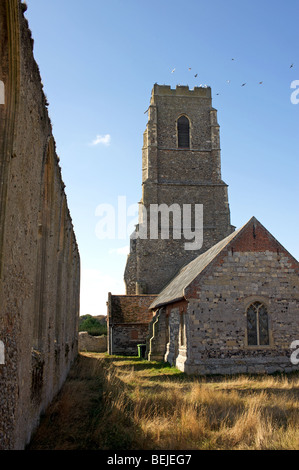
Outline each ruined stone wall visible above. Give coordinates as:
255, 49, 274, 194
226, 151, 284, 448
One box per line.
107, 294, 156, 355
125, 84, 234, 295
0, 1, 80, 449
79, 332, 107, 353
171, 224, 299, 375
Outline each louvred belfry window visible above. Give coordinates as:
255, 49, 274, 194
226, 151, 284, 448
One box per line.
247, 302, 269, 346
177, 116, 190, 148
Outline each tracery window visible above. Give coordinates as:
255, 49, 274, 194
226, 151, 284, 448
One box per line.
246, 302, 269, 346
177, 116, 190, 148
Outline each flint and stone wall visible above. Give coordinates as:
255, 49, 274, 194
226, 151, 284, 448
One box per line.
0, 1, 80, 449
107, 294, 156, 356
125, 84, 234, 295
79, 332, 107, 353
164, 223, 299, 374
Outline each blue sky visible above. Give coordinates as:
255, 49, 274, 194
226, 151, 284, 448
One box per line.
25, 0, 299, 316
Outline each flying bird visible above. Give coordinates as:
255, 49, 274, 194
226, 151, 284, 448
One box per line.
226, 80, 231, 84
290, 63, 294, 68
171, 68, 176, 73
241, 83, 246, 87
194, 73, 198, 77
259, 81, 263, 85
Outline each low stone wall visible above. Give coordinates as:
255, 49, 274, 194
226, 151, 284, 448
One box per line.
79, 332, 107, 353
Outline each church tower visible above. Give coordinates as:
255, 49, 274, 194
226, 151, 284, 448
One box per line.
124, 84, 234, 295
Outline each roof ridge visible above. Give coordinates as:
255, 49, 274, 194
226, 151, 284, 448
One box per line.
149, 218, 254, 309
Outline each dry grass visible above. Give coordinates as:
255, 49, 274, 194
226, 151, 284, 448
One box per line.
27, 353, 299, 450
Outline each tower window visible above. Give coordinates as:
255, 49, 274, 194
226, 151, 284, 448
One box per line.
177, 116, 190, 148
247, 302, 269, 346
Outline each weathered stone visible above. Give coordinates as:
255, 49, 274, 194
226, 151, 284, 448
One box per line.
107, 293, 157, 355
0, 1, 80, 449
149, 218, 299, 375
78, 332, 107, 353
124, 84, 234, 295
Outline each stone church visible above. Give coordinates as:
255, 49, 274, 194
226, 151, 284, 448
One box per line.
107, 84, 299, 375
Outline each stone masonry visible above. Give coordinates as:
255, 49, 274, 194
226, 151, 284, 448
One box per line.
148, 218, 299, 375
107, 294, 157, 355
124, 84, 235, 295
79, 332, 107, 353
0, 1, 80, 449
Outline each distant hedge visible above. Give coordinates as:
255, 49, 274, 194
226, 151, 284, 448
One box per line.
79, 315, 107, 336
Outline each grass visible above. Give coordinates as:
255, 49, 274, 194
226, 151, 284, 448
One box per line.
27, 353, 299, 450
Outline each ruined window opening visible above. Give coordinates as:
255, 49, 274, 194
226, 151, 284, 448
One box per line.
177, 116, 190, 148
247, 302, 269, 346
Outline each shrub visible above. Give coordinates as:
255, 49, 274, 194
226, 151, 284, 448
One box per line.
79, 315, 107, 336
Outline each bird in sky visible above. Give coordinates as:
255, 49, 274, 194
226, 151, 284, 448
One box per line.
171, 68, 175, 73
290, 63, 294, 68
259, 81, 263, 85
241, 83, 246, 87
194, 73, 198, 77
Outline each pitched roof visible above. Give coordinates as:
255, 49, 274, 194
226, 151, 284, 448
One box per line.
149, 217, 258, 310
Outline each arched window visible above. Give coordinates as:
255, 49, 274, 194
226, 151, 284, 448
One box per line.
177, 116, 190, 148
247, 302, 269, 346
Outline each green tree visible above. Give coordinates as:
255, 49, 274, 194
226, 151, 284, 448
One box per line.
79, 315, 107, 336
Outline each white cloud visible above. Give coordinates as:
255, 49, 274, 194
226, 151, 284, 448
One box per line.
90, 134, 111, 146
109, 245, 130, 256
